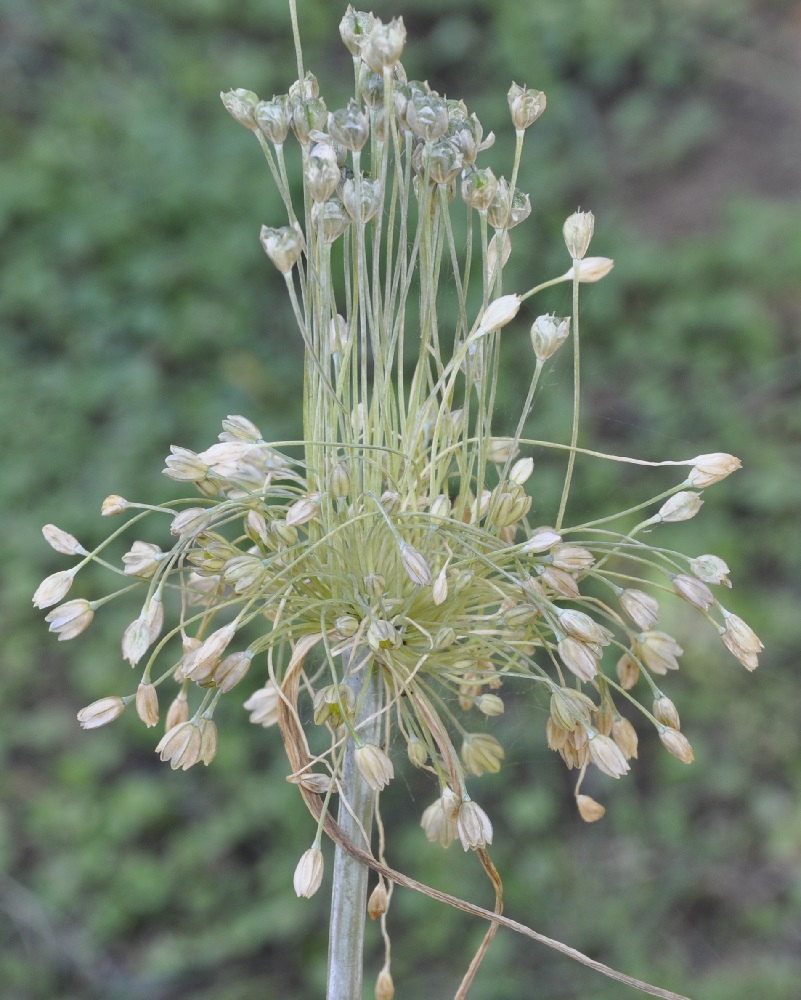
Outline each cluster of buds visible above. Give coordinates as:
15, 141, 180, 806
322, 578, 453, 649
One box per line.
36, 5, 760, 929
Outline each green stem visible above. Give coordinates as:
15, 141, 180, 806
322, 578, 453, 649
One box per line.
327, 648, 382, 1000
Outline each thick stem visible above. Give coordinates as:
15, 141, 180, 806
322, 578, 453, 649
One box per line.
326, 652, 382, 1000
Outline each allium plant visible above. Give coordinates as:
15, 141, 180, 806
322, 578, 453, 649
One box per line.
35, 3, 762, 998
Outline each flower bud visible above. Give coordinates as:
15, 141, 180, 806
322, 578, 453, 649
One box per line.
330, 462, 351, 499
550, 544, 594, 572
658, 491, 703, 523
672, 574, 715, 612
286, 495, 320, 527
43, 523, 85, 555
475, 694, 505, 717
652, 695, 680, 730
619, 589, 660, 630
557, 637, 599, 682
407, 736, 428, 767
616, 653, 639, 689
720, 610, 762, 671
244, 681, 281, 727
77, 696, 126, 730
686, 452, 741, 487
588, 731, 630, 778
260, 224, 304, 274
293, 847, 324, 898
507, 82, 546, 130
182, 622, 238, 682
122, 540, 163, 579
122, 616, 151, 666
659, 726, 694, 764
562, 210, 594, 259
563, 256, 614, 283
367, 879, 389, 920
477, 294, 521, 334
213, 650, 254, 693
461, 732, 504, 777
522, 526, 561, 553
136, 683, 159, 728
220, 88, 259, 129
558, 609, 613, 645
612, 716, 639, 759
375, 967, 395, 1000
101, 495, 128, 516
509, 457, 534, 485
355, 743, 394, 790
432, 567, 448, 606
33, 569, 76, 609
401, 543, 432, 586
486, 438, 518, 464
636, 631, 683, 674
45, 599, 94, 641
421, 797, 457, 848
165, 691, 189, 731
155, 721, 204, 770
530, 314, 571, 362
456, 798, 493, 851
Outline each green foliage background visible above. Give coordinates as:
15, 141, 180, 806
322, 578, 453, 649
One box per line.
2, 0, 800, 997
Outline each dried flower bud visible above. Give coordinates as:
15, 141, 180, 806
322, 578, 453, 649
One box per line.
77, 696, 126, 730
43, 523, 85, 555
658, 491, 703, 523
165, 691, 189, 731
328, 100, 370, 151
45, 599, 94, 641
523, 526, 561, 553
401, 543, 432, 587
292, 772, 333, 795
461, 732, 504, 777
530, 314, 571, 362
220, 88, 259, 129
659, 726, 694, 764
673, 574, 715, 612
507, 82, 546, 130
563, 210, 595, 259
550, 687, 595, 731
100, 495, 128, 516
690, 554, 731, 588
616, 653, 640, 689
339, 6, 376, 55
421, 797, 457, 848
362, 17, 406, 73
342, 176, 382, 224
293, 847, 324, 898
652, 695, 680, 730
576, 793, 605, 823
550, 544, 594, 572
199, 718, 218, 765
33, 569, 76, 609
461, 166, 498, 212
477, 294, 521, 334
367, 879, 389, 920
620, 589, 660, 630
456, 798, 493, 851
213, 650, 254, 692
686, 452, 741, 487
588, 731, 630, 778
558, 609, 613, 645
406, 92, 449, 141
563, 256, 614, 283
539, 566, 580, 599
355, 743, 394, 791
305, 147, 341, 202
244, 681, 281, 726
611, 716, 639, 759
720, 610, 762, 671
375, 967, 395, 1000
636, 631, 683, 675
254, 96, 290, 145
557, 637, 599, 682
260, 224, 304, 274
135, 683, 159, 728
155, 721, 204, 770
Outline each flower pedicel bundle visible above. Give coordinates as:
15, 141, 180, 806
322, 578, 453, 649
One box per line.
35, 4, 761, 997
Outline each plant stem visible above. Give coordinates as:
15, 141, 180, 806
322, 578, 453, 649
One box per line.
327, 650, 381, 1000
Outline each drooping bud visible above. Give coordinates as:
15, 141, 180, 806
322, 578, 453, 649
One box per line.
45, 599, 94, 641
475, 693, 505, 717
136, 683, 160, 728
550, 544, 595, 572
658, 491, 703, 523
355, 743, 394, 790
557, 637, 599, 682
672, 574, 715, 611
456, 798, 493, 851
659, 726, 694, 764
293, 847, 324, 898
461, 732, 505, 776
43, 524, 85, 555
420, 797, 457, 848
155, 721, 204, 770
367, 879, 389, 920
720, 610, 763, 670
652, 695, 680, 730
77, 696, 126, 730
367, 619, 400, 653
690, 554, 731, 588
562, 210, 595, 259
588, 731, 630, 778
576, 794, 606, 822
260, 224, 304, 274
375, 967, 395, 1000
33, 569, 76, 609
636, 631, 683, 675
619, 589, 661, 630
286, 494, 320, 526
244, 681, 281, 727
612, 716, 639, 759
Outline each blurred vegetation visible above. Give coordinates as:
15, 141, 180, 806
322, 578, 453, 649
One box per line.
2, 0, 800, 998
